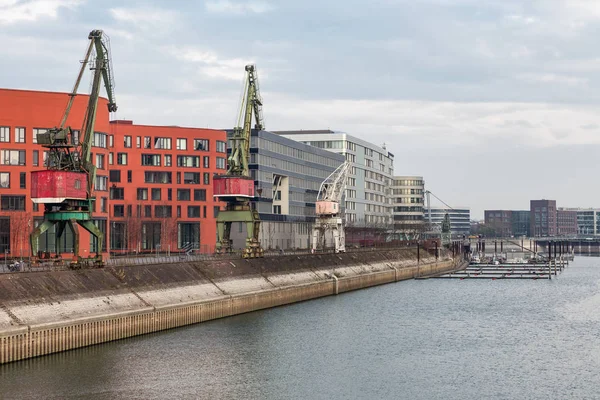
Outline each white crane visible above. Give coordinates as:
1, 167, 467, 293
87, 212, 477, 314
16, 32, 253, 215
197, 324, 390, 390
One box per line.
312, 161, 350, 253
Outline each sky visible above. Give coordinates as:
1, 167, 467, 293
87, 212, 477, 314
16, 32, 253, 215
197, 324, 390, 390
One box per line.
2, 0, 600, 219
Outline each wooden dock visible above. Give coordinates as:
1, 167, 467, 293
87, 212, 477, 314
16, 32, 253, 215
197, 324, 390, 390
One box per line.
434, 259, 568, 280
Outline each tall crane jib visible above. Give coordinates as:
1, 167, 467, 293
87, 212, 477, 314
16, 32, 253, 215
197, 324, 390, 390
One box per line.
213, 64, 265, 258
312, 161, 351, 253
29, 30, 117, 268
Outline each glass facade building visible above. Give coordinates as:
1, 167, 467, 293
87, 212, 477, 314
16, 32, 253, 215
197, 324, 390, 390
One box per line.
227, 129, 345, 250
427, 207, 471, 236
391, 176, 425, 239
276, 130, 395, 227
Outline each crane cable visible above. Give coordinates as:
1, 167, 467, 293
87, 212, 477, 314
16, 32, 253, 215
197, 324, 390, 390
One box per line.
425, 190, 455, 211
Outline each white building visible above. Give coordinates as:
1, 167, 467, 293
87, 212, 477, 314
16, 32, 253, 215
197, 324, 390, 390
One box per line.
276, 130, 394, 226
426, 207, 471, 236
559, 207, 600, 236
391, 176, 425, 239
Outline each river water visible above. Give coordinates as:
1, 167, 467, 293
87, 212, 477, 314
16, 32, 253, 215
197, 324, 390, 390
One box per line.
2, 258, 600, 399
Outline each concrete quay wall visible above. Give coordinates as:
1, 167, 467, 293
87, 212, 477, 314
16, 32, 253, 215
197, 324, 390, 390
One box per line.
0, 249, 463, 364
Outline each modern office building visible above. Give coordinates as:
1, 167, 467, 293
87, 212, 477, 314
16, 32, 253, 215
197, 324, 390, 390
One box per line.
227, 129, 345, 250
511, 210, 531, 237
390, 176, 425, 239
484, 210, 530, 237
558, 207, 600, 236
530, 199, 557, 237
427, 207, 471, 236
0, 88, 226, 258
276, 130, 394, 227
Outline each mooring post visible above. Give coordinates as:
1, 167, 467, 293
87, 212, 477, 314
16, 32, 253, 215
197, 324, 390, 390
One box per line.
548, 241, 552, 280
435, 241, 438, 261
417, 242, 420, 264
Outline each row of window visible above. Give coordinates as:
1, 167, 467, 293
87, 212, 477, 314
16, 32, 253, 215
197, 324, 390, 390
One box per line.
254, 137, 343, 169
111, 204, 210, 219
0, 172, 27, 189
122, 136, 224, 152
95, 171, 213, 190
0, 127, 26, 143
109, 187, 207, 202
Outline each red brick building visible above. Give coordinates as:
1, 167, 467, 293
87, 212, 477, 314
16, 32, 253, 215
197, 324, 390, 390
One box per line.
557, 209, 577, 236
0, 88, 226, 259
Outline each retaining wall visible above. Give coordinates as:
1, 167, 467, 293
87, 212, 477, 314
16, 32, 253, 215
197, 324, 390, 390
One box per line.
0, 249, 463, 364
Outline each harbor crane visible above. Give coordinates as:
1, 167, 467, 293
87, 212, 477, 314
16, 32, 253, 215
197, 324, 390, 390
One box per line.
213, 65, 264, 258
29, 30, 117, 267
312, 161, 350, 253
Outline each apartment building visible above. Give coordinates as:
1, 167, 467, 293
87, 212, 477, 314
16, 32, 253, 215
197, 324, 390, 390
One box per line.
0, 88, 226, 258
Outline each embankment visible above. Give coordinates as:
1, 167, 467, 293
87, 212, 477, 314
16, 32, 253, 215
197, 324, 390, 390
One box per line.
0, 249, 464, 364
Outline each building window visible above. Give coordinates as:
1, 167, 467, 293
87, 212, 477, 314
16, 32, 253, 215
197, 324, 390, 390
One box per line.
168, 188, 172, 201
33, 151, 39, 167
110, 222, 126, 250
177, 172, 181, 184
194, 189, 206, 201
188, 206, 201, 218
177, 155, 199, 167
178, 222, 200, 249
144, 136, 151, 149
273, 205, 282, 214
203, 173, 210, 185
95, 176, 108, 191
0, 127, 9, 142
109, 152, 114, 165
184, 172, 200, 184
203, 156, 210, 168
142, 154, 161, 166
155, 205, 172, 218
33, 128, 47, 144
109, 135, 114, 148
1, 195, 25, 211
113, 204, 125, 217
214, 206, 220, 218
216, 157, 226, 169
124, 135, 132, 148
15, 127, 25, 143
154, 137, 172, 149
117, 153, 127, 165
93, 132, 107, 148
101, 197, 107, 213
1, 150, 26, 165
142, 222, 161, 250
127, 204, 132, 217
127, 170, 132, 183
0, 172, 9, 188
165, 155, 172, 166
144, 171, 171, 184
194, 139, 209, 151
176, 138, 187, 150
19, 172, 26, 189
216, 140, 226, 153
137, 188, 148, 200
151, 188, 161, 201
177, 189, 191, 201
96, 154, 105, 169
110, 187, 124, 200
144, 205, 152, 217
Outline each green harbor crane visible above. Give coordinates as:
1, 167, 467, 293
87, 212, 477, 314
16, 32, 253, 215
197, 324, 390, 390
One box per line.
29, 30, 117, 267
213, 65, 264, 258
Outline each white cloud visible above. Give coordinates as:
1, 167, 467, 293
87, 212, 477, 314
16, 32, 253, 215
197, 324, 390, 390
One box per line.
0, 0, 82, 24
205, 0, 273, 14
517, 73, 588, 86
109, 7, 179, 32
168, 46, 255, 81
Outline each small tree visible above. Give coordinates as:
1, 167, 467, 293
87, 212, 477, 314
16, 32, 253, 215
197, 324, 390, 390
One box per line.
10, 211, 32, 258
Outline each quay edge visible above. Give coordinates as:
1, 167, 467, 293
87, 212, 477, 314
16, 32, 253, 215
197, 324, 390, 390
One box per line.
0, 249, 465, 364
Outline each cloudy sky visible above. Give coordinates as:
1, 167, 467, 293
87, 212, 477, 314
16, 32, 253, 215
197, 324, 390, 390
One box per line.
2, 0, 600, 218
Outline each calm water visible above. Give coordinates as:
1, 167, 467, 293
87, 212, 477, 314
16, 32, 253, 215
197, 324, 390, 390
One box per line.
2, 258, 600, 399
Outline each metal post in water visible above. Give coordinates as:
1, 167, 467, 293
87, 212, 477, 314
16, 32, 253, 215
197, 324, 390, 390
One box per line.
417, 242, 420, 264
